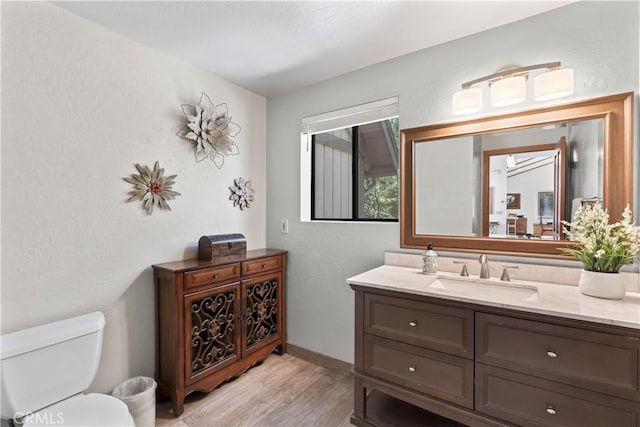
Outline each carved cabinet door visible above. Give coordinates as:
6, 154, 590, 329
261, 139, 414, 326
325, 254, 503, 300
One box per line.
184, 282, 241, 385
241, 272, 283, 355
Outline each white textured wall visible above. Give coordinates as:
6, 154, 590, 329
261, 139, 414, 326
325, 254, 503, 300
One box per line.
1, 2, 266, 392
266, 1, 639, 364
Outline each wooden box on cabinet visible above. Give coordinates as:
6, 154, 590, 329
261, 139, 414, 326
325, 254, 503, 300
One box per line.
153, 249, 287, 416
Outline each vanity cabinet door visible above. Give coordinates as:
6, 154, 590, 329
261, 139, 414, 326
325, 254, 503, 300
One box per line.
476, 364, 638, 427
184, 283, 242, 385
364, 335, 474, 408
476, 312, 640, 400
364, 294, 473, 358
241, 272, 283, 355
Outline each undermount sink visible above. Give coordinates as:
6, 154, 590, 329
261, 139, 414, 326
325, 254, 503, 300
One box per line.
428, 275, 538, 299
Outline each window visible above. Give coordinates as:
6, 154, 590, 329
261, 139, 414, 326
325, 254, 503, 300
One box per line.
301, 98, 399, 221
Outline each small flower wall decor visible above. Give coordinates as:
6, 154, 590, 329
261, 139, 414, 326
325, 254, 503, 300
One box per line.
229, 177, 254, 211
177, 92, 241, 169
123, 161, 181, 215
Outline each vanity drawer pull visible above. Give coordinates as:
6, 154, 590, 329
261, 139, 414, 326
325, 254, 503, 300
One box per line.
213, 273, 219, 279
408, 366, 416, 372
546, 406, 557, 415
409, 321, 417, 327
546, 350, 558, 358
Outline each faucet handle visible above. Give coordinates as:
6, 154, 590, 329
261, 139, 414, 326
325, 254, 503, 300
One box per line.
453, 261, 469, 277
500, 265, 519, 282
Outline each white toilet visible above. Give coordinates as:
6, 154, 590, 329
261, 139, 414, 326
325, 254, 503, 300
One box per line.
1, 312, 135, 427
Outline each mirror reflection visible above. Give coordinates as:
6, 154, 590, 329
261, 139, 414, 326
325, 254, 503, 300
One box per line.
487, 146, 560, 238
414, 118, 603, 240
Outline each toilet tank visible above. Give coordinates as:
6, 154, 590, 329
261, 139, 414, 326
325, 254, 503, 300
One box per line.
0, 312, 105, 420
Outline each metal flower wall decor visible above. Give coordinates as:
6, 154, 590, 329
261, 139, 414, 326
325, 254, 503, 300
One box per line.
229, 177, 254, 211
177, 92, 241, 169
123, 161, 181, 215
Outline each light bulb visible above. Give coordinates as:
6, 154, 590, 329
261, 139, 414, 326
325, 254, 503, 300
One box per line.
452, 88, 483, 115
534, 68, 574, 101
490, 76, 526, 107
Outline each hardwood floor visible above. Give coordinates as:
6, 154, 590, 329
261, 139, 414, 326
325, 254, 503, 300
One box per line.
156, 353, 354, 427
156, 353, 465, 427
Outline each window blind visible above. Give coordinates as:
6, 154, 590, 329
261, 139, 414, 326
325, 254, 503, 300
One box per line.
301, 96, 399, 135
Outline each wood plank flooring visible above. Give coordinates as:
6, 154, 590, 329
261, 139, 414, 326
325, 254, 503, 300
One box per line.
156, 353, 465, 427
156, 354, 354, 427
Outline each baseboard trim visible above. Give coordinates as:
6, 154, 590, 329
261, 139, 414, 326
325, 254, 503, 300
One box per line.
286, 343, 353, 377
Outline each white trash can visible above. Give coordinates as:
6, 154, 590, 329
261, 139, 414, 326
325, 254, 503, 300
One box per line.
112, 376, 157, 427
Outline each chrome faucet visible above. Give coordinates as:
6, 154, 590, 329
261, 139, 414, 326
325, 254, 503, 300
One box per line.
479, 254, 490, 279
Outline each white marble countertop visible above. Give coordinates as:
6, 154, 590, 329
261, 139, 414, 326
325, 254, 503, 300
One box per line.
347, 265, 640, 330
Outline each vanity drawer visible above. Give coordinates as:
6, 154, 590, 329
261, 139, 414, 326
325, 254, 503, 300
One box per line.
364, 335, 473, 408
184, 264, 241, 289
241, 256, 281, 276
476, 312, 640, 400
476, 364, 638, 427
364, 293, 473, 358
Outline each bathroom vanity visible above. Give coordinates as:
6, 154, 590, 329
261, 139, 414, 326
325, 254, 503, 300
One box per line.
348, 263, 640, 427
152, 249, 287, 416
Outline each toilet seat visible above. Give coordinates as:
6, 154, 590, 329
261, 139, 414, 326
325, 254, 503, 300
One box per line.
22, 393, 134, 427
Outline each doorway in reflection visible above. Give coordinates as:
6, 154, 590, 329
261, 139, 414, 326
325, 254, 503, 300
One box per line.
487, 147, 559, 238
481, 119, 603, 240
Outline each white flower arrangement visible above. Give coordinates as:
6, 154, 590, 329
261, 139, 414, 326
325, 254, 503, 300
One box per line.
561, 204, 640, 273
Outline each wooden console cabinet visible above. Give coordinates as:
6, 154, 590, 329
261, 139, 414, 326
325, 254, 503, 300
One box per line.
533, 222, 554, 236
153, 249, 287, 416
506, 217, 527, 235
351, 285, 640, 427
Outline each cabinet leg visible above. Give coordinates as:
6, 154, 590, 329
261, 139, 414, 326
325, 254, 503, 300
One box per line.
274, 341, 287, 355
354, 377, 366, 420
171, 390, 185, 417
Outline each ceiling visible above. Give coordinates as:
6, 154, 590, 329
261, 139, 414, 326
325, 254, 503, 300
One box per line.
55, 1, 572, 97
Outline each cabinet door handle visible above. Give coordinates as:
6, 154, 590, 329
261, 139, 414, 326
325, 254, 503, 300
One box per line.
213, 273, 219, 279
546, 350, 557, 358
409, 321, 417, 327
408, 366, 416, 372
546, 406, 556, 415
261, 263, 267, 268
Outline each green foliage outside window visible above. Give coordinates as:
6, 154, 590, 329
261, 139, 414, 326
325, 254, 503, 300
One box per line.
362, 118, 399, 219
363, 175, 398, 219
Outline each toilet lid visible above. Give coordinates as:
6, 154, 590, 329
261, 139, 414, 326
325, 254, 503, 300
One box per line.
22, 393, 134, 427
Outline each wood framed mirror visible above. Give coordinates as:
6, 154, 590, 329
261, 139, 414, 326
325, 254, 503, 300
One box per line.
400, 92, 634, 258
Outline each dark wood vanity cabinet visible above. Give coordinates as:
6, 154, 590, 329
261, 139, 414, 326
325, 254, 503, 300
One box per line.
351, 285, 640, 427
153, 249, 287, 416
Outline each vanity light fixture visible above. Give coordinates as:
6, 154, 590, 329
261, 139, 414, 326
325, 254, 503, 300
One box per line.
452, 62, 574, 115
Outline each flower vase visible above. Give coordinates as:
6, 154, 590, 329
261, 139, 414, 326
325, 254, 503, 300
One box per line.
578, 270, 626, 300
